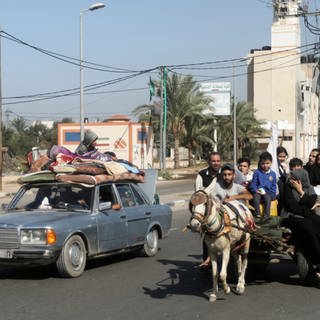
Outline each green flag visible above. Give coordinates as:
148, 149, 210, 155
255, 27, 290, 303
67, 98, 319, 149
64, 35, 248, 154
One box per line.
149, 77, 155, 102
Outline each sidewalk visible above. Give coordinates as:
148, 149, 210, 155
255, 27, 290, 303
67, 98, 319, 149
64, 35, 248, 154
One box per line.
159, 191, 190, 209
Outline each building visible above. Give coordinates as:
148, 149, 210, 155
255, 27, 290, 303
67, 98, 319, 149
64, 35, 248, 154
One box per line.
57, 115, 153, 169
247, 0, 319, 158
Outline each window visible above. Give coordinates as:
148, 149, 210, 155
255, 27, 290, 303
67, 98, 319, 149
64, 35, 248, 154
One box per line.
117, 184, 136, 207
99, 185, 115, 204
132, 186, 145, 205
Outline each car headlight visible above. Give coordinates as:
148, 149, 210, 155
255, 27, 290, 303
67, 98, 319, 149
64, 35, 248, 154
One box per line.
20, 229, 57, 245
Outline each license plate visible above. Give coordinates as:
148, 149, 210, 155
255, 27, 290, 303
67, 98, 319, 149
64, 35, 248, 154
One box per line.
0, 249, 13, 259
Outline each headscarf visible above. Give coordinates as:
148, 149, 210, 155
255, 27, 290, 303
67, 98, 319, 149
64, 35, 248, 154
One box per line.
289, 168, 315, 202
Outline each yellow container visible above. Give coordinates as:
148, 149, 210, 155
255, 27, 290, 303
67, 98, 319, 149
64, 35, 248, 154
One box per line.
260, 200, 278, 217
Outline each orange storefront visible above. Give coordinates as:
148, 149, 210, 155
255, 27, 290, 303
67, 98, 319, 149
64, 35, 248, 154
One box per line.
57, 117, 153, 169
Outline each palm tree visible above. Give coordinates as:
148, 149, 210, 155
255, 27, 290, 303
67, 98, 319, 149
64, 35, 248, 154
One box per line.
133, 102, 161, 148
134, 73, 210, 168
235, 102, 266, 158
215, 101, 266, 160
183, 113, 216, 165
164, 73, 210, 168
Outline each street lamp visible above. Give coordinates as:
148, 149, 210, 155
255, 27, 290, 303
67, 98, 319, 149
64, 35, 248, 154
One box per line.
80, 2, 105, 141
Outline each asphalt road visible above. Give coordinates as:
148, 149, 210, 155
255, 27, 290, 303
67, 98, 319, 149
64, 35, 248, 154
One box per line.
0, 179, 319, 320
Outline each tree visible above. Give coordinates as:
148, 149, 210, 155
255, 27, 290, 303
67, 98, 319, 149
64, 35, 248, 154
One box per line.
182, 113, 216, 165
135, 73, 211, 168
8, 116, 33, 156
235, 102, 266, 159
133, 102, 161, 148
10, 116, 28, 134
215, 102, 266, 160
51, 117, 74, 145
162, 73, 210, 168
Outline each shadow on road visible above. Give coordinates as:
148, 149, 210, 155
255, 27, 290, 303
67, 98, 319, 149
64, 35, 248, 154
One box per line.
142, 257, 307, 301
0, 264, 57, 280
0, 251, 141, 280
142, 258, 212, 300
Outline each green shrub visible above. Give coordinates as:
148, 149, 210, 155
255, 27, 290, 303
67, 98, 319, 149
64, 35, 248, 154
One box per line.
158, 170, 172, 180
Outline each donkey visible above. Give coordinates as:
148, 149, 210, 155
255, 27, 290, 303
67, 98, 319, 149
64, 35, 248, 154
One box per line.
189, 190, 254, 302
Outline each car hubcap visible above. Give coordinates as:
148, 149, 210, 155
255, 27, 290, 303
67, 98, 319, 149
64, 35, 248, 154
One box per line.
146, 231, 157, 249
69, 242, 83, 270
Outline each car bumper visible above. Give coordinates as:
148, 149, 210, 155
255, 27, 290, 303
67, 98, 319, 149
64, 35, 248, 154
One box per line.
0, 248, 61, 266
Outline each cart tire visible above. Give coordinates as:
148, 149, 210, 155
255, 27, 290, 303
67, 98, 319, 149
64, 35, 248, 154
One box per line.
296, 251, 314, 285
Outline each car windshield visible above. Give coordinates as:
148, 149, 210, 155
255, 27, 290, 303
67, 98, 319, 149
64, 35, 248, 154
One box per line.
10, 183, 94, 211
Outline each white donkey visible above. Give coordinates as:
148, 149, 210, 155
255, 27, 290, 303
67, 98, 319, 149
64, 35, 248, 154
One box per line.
189, 190, 255, 302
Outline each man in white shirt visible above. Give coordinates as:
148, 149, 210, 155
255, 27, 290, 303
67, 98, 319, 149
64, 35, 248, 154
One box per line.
214, 163, 253, 203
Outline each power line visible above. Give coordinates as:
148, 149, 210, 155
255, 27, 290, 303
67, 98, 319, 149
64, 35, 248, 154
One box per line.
170, 45, 316, 71
2, 43, 316, 103
1, 30, 318, 107
2, 69, 156, 105
0, 30, 140, 74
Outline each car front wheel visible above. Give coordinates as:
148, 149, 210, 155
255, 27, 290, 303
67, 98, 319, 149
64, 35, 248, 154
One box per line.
141, 229, 159, 257
56, 235, 87, 278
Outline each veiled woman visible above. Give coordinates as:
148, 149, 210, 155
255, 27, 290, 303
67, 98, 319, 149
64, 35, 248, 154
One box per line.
281, 168, 320, 279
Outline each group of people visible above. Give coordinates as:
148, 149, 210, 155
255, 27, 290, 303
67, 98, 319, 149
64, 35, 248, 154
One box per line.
194, 149, 320, 280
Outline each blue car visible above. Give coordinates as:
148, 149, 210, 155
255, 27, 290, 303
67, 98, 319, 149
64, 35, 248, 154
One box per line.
0, 180, 172, 277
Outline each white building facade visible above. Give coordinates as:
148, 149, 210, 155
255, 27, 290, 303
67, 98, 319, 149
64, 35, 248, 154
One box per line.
247, 0, 319, 158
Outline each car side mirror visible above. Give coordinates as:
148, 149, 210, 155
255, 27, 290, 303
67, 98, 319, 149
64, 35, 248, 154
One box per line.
99, 202, 121, 211
99, 202, 112, 211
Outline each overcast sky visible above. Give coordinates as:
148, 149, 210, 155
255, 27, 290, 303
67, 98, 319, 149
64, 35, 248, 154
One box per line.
0, 0, 318, 124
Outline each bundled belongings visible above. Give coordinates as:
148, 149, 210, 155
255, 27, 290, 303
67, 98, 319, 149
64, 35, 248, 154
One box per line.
56, 172, 145, 185
21, 144, 145, 185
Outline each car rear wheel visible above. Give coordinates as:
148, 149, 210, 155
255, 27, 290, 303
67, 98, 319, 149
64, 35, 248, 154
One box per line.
141, 229, 159, 257
56, 235, 87, 278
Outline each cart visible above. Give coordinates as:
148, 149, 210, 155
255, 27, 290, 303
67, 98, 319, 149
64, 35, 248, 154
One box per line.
239, 216, 319, 285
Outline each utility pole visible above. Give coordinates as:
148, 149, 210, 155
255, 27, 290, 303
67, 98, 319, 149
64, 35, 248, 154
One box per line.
233, 64, 237, 165
162, 66, 167, 170
0, 28, 3, 192
159, 67, 163, 170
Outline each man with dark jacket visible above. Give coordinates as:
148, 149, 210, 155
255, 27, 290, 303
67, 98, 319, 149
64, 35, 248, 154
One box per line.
195, 152, 221, 191
304, 148, 320, 177
195, 152, 222, 269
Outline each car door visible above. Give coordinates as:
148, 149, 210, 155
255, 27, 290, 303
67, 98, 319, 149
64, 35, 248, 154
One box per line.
115, 183, 150, 247
96, 184, 127, 252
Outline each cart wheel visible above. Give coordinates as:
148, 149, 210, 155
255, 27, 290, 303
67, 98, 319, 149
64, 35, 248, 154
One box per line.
296, 251, 314, 285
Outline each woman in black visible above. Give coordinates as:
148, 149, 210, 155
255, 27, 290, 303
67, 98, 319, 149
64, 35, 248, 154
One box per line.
281, 167, 320, 280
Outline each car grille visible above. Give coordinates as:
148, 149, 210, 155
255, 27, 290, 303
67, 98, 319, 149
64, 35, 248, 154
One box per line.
0, 228, 19, 249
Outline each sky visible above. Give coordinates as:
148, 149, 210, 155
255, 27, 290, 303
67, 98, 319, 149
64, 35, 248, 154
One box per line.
0, 0, 318, 124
